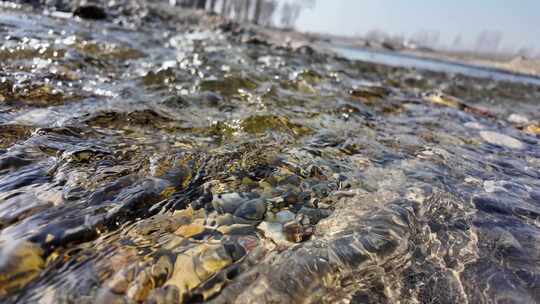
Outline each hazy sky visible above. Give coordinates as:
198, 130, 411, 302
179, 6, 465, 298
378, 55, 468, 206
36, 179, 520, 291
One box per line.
292, 0, 540, 54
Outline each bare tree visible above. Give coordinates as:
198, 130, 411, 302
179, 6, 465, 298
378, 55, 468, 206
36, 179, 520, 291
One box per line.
211, 0, 314, 28
411, 30, 440, 48
208, 0, 217, 12
221, 0, 229, 15
280, 3, 301, 29
195, 0, 206, 9
475, 30, 502, 53
365, 29, 388, 43
258, 0, 278, 26
175, 0, 207, 9
253, 0, 263, 24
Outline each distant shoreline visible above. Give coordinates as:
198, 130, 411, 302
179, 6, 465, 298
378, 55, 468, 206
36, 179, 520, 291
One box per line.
252, 24, 540, 79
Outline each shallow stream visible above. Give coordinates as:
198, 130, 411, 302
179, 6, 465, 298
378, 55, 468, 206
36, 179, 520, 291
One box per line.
1, 3, 540, 303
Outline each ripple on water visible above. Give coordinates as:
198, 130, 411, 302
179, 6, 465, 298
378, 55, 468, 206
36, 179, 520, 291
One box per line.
0, 4, 540, 303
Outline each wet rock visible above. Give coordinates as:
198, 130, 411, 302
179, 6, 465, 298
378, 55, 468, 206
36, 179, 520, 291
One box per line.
264, 211, 278, 222
174, 222, 206, 238
200, 91, 223, 106
161, 95, 190, 109
73, 5, 107, 20
258, 221, 291, 247
473, 195, 513, 216
274, 210, 295, 224
95, 288, 128, 304
233, 198, 267, 222
349, 85, 391, 102
297, 207, 331, 225
217, 224, 255, 235
524, 123, 540, 135
199, 76, 257, 98
240, 115, 312, 137
464, 122, 485, 130
166, 252, 202, 300
0, 241, 45, 296
479, 131, 524, 149
423, 91, 461, 108
105, 268, 131, 294
151, 255, 175, 285
142, 68, 176, 87
146, 286, 180, 304
283, 222, 314, 243
211, 213, 235, 227
0, 125, 33, 149
212, 192, 258, 214
508, 113, 529, 124
165, 244, 233, 300
311, 183, 331, 198
126, 268, 154, 301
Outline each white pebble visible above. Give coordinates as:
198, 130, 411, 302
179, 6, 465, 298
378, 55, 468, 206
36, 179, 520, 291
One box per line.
479, 131, 524, 149
508, 114, 529, 124
258, 222, 291, 246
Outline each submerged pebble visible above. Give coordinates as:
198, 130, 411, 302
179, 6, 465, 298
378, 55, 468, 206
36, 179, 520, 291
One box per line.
0, 241, 44, 296
508, 113, 529, 124
258, 221, 291, 247
479, 131, 525, 149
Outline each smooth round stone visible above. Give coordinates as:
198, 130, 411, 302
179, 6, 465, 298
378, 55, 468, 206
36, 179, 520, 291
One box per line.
479, 131, 524, 149
0, 241, 45, 295
464, 122, 485, 130
212, 192, 258, 214
311, 183, 331, 197
217, 224, 255, 235
213, 213, 235, 226
234, 199, 267, 221
174, 223, 206, 238
297, 207, 331, 224
258, 221, 291, 246
275, 210, 296, 224
283, 222, 313, 243
508, 113, 529, 124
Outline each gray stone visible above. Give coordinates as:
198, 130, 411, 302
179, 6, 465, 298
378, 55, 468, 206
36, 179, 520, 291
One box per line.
508, 113, 529, 124
297, 207, 331, 225
258, 221, 291, 246
275, 210, 296, 224
212, 192, 258, 214
234, 198, 267, 222
479, 131, 524, 149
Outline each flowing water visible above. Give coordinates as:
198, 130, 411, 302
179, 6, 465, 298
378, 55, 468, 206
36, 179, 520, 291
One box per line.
1, 3, 540, 303
329, 45, 540, 86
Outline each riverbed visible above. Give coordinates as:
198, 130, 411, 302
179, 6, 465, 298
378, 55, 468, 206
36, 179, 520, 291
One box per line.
1, 3, 540, 303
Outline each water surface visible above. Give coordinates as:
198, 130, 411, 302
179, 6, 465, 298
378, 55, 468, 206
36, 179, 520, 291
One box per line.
0, 4, 540, 304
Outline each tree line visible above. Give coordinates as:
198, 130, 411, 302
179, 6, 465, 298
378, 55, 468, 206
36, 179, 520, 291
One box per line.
174, 0, 315, 29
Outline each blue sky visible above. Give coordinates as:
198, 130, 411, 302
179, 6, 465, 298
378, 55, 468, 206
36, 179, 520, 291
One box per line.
292, 0, 540, 54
